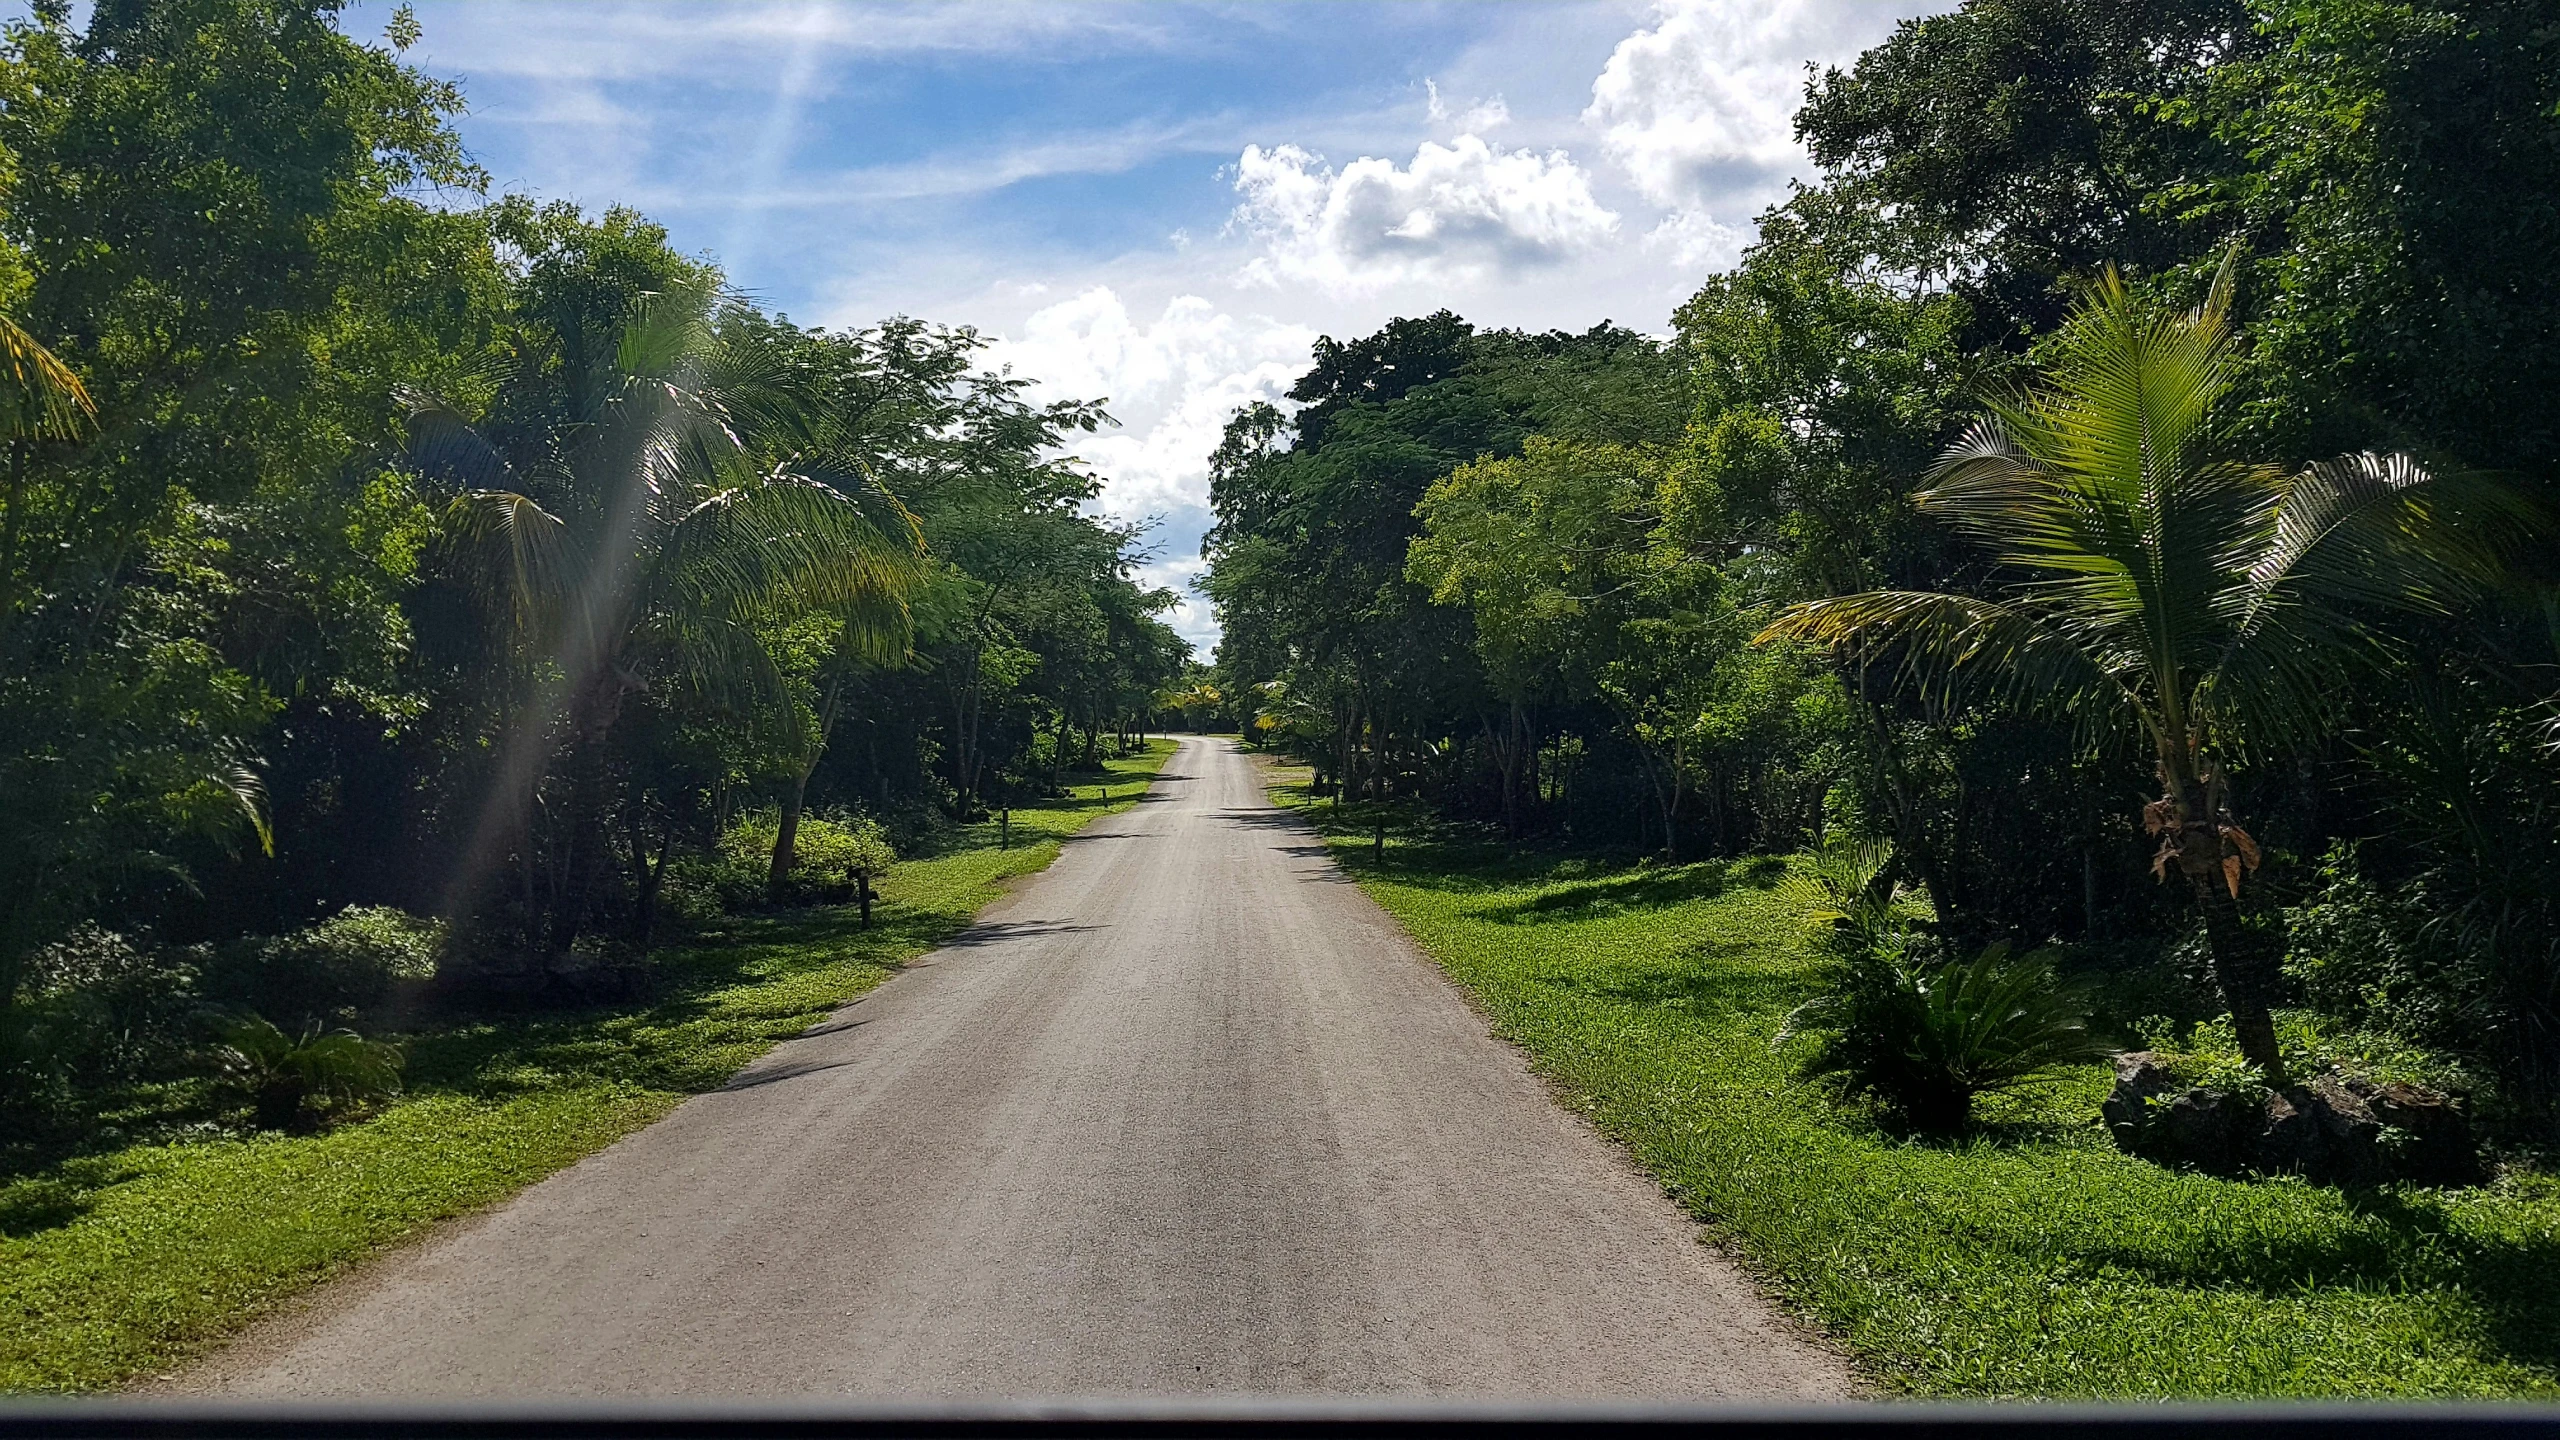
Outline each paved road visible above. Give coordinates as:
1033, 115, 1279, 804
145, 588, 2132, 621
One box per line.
186, 737, 1850, 1400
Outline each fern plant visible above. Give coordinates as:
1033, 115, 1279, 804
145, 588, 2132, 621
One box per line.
214, 1015, 404, 1132
1779, 939, 2111, 1134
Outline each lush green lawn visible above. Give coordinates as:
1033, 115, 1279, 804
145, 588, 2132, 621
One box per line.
0, 741, 1175, 1394
1270, 773, 2560, 1399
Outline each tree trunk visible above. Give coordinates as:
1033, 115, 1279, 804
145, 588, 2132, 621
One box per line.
2159, 757, 2286, 1083
771, 672, 847, 896
551, 719, 613, 959
2190, 872, 2287, 1083
1848, 670, 1960, 942
768, 772, 809, 897
1492, 702, 1528, 838
627, 798, 671, 949
2083, 849, 2100, 937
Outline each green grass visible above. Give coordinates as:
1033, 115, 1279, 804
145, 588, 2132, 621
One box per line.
1270, 774, 2560, 1399
0, 740, 1176, 1394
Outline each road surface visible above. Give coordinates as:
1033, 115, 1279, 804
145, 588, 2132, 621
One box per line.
183, 737, 1851, 1400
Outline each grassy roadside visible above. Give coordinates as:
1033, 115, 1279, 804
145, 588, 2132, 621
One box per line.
1267, 768, 2560, 1398
0, 740, 1176, 1394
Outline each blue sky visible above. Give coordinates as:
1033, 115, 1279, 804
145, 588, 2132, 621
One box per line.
356, 1, 1946, 652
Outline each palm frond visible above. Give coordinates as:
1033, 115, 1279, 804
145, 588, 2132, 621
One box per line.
216, 750, 274, 857
2239, 452, 2501, 624
441, 489, 567, 630
1761, 590, 2135, 734
662, 466, 925, 625
615, 284, 719, 384
0, 314, 93, 440
646, 608, 803, 743
397, 387, 517, 492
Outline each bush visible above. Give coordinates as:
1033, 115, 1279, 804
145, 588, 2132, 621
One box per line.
211, 1014, 404, 1132
721, 810, 897, 909
202, 906, 443, 1023
1779, 939, 2114, 1134
5, 927, 203, 1119
2136, 1009, 2477, 1101
2285, 847, 2477, 1053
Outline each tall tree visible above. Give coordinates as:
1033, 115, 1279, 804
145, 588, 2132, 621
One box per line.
0, 0, 497, 1044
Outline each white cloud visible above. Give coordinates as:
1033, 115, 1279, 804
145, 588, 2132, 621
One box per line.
987, 288, 1315, 522
1583, 1, 1924, 256
1425, 79, 1511, 133
1228, 136, 1619, 294
1645, 208, 1747, 269
1132, 554, 1217, 652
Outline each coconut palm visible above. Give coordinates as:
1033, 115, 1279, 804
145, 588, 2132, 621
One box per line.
1760, 254, 2518, 1082
409, 282, 923, 963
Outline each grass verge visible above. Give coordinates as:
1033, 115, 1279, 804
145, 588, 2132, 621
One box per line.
1269, 771, 2560, 1398
0, 740, 1176, 1394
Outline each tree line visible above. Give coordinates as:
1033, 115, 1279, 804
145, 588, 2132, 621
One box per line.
1203, 0, 2560, 1136
0, 0, 1186, 1131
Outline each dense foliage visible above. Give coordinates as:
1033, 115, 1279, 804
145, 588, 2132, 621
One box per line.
1204, 0, 2560, 1141
0, 0, 1186, 1143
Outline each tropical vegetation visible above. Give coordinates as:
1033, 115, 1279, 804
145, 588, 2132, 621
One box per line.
1206, 0, 2560, 1159
0, 1, 1188, 1161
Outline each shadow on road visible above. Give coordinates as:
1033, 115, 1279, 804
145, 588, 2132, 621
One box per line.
721, 1057, 862, 1091
942, 919, 1102, 948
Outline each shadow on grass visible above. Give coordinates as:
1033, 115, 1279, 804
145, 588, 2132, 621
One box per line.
1550, 959, 1808, 1025
0, 1169, 108, 1237
2020, 1178, 2560, 1375
402, 913, 926, 1100
1480, 863, 1753, 924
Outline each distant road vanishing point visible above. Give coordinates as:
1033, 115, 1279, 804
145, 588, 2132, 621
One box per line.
181, 736, 1852, 1400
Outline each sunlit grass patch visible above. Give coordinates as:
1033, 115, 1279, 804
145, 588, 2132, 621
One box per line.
0, 740, 1175, 1394
1269, 777, 2560, 1398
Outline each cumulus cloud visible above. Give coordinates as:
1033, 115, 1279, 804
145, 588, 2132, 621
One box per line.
1132, 553, 1218, 652
1227, 136, 1620, 294
1584, 1, 1920, 261
1645, 208, 1748, 269
1425, 80, 1511, 133
987, 288, 1315, 522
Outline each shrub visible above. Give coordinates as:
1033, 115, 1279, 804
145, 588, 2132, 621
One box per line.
2137, 1009, 2477, 1101
1779, 939, 2113, 1134
203, 906, 444, 1023
9, 927, 202, 1103
722, 810, 897, 912
211, 1014, 404, 1132
2284, 846, 2480, 1058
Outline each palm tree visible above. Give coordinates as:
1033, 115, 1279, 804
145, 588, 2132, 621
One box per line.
1761, 255, 2514, 1081
411, 282, 922, 966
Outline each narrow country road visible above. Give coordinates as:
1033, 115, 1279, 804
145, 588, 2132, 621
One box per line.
184, 737, 1851, 1400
